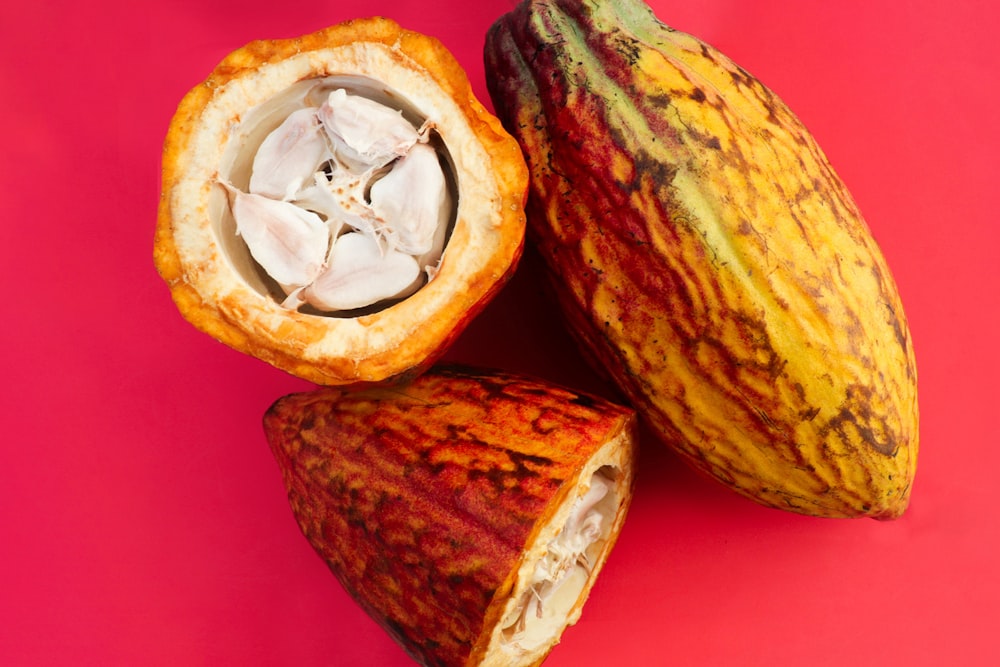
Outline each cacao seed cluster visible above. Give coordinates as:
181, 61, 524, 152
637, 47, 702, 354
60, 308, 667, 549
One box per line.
154, 1, 918, 665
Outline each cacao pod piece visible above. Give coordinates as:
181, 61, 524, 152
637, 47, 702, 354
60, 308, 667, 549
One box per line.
485, 0, 918, 518
155, 18, 527, 385
264, 365, 638, 666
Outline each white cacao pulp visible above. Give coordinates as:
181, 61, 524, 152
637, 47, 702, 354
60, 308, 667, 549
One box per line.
498, 469, 618, 656
223, 85, 453, 314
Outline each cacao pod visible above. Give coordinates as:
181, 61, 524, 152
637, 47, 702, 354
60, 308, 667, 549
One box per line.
155, 18, 527, 386
484, 0, 918, 518
264, 365, 638, 666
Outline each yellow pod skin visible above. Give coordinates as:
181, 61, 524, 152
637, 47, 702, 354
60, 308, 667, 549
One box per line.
485, 0, 918, 518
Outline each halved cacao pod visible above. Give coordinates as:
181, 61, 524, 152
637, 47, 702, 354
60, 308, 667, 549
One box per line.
264, 365, 637, 666
485, 0, 918, 518
155, 18, 527, 385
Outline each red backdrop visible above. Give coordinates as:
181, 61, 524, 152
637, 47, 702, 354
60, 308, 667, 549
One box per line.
2, 1, 997, 665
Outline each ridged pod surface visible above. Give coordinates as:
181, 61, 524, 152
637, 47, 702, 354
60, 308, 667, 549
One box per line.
484, 0, 918, 518
264, 365, 637, 666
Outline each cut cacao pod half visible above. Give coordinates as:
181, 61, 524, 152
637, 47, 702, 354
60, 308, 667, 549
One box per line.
155, 18, 527, 385
485, 0, 918, 518
264, 365, 638, 666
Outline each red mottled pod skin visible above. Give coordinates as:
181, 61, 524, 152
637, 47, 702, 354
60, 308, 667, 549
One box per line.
484, 0, 918, 519
264, 365, 637, 666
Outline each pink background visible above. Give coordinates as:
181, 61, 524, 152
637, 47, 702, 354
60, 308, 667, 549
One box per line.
2, 1, 997, 665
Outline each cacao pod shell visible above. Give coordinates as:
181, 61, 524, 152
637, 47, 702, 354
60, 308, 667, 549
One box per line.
484, 0, 918, 518
155, 18, 527, 386
264, 365, 638, 666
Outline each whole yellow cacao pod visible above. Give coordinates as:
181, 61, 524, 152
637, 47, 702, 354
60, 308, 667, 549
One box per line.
484, 0, 918, 518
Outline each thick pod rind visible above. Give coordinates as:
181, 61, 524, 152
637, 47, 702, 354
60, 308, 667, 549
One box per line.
484, 0, 918, 518
155, 18, 527, 386
264, 365, 637, 666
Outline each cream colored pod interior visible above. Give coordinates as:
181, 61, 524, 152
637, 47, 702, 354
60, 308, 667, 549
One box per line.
482, 447, 634, 667
155, 19, 528, 385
